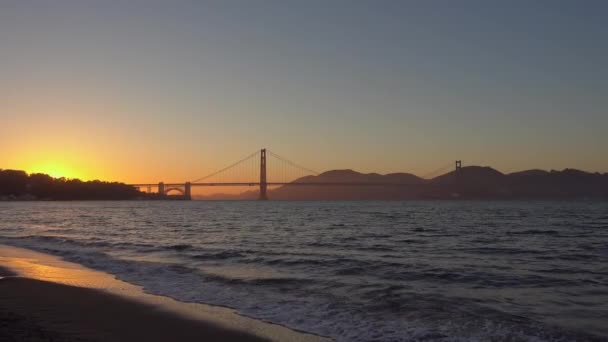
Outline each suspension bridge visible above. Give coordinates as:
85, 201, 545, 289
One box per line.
129, 149, 460, 200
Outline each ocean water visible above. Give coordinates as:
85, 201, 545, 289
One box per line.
1, 200, 607, 341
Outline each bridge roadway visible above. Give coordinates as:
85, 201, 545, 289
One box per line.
130, 182, 432, 187
128, 149, 458, 200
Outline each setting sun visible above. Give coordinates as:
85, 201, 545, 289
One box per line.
27, 162, 82, 180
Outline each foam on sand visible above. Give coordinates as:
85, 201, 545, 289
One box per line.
0, 244, 330, 342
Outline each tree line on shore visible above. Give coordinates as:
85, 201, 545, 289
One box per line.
0, 169, 143, 200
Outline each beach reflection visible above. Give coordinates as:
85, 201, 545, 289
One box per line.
0, 244, 328, 342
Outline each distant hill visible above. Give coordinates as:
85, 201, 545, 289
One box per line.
425, 166, 608, 198
504, 168, 608, 198
269, 169, 424, 200
428, 166, 509, 198
197, 167, 608, 200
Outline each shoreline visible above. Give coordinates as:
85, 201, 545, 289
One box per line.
0, 277, 266, 342
2, 197, 608, 202
0, 245, 329, 342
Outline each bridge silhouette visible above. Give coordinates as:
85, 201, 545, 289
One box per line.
130, 149, 459, 200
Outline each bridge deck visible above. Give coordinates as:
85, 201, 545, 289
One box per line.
130, 182, 435, 187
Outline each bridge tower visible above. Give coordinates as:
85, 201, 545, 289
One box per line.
454, 160, 463, 187
259, 148, 268, 200
158, 182, 165, 195
455, 161, 462, 179
184, 182, 192, 200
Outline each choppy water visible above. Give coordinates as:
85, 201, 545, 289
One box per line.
1, 201, 607, 341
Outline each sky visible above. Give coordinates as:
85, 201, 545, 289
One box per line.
1, 0, 607, 183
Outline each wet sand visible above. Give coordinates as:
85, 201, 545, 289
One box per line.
0, 245, 329, 342
0, 277, 266, 342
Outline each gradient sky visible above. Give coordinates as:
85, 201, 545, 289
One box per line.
1, 0, 607, 183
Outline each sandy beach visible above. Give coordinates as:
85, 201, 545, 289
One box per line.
0, 246, 328, 342
0, 277, 267, 342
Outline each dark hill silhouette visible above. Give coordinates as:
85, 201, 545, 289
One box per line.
427, 166, 509, 198
428, 166, 608, 198
196, 170, 425, 200
294, 169, 423, 184
197, 166, 608, 200
430, 166, 505, 188
268, 169, 425, 200
505, 168, 608, 198
507, 169, 550, 177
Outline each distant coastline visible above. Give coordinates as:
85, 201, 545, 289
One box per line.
2, 167, 608, 201
198, 167, 608, 200
0, 169, 146, 201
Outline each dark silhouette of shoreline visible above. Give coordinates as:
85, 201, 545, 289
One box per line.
198, 167, 608, 200
0, 169, 145, 200
3, 167, 607, 201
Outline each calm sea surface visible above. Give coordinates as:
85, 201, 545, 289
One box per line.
1, 201, 607, 341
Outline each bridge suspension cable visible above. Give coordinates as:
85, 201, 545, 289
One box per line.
190, 149, 319, 185
133, 148, 464, 201
192, 148, 454, 185
266, 150, 318, 175
191, 150, 260, 183
266, 150, 318, 183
